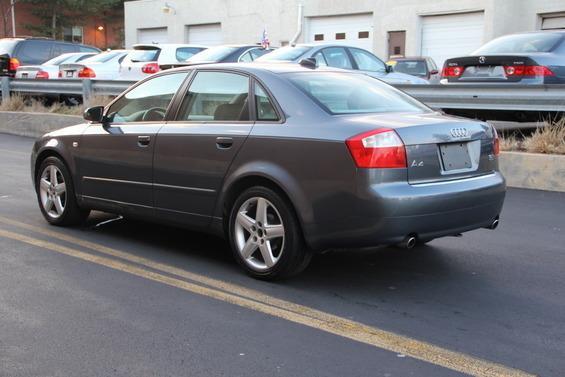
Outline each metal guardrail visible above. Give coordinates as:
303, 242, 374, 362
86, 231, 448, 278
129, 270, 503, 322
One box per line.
1, 77, 565, 113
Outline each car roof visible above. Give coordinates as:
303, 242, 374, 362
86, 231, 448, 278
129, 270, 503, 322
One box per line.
165, 62, 350, 75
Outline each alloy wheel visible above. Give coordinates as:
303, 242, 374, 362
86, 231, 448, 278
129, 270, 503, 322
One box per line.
39, 165, 67, 219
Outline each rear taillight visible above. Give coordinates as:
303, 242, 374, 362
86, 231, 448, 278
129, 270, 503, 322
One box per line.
142, 62, 160, 74
78, 67, 96, 78
35, 70, 49, 79
504, 65, 554, 77
346, 128, 407, 168
493, 127, 500, 156
442, 65, 464, 78
8, 58, 20, 71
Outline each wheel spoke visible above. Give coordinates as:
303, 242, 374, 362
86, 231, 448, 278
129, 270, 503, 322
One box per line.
241, 238, 258, 259
265, 224, 284, 240
45, 198, 54, 211
54, 197, 64, 214
50, 165, 57, 185
255, 197, 268, 225
54, 183, 66, 195
236, 212, 255, 232
259, 243, 276, 268
40, 178, 50, 191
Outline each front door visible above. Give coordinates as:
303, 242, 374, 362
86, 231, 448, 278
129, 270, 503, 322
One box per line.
153, 70, 253, 228
77, 72, 189, 216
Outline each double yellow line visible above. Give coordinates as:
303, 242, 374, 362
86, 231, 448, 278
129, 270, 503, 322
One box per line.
0, 216, 535, 377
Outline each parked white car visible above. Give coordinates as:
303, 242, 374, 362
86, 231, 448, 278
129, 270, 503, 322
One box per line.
117, 44, 206, 81
58, 50, 129, 80
14, 52, 97, 79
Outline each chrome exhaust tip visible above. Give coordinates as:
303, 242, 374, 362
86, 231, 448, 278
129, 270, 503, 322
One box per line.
398, 234, 417, 249
485, 217, 500, 230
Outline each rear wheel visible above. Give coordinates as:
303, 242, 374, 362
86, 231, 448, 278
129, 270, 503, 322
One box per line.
228, 186, 311, 280
35, 156, 90, 226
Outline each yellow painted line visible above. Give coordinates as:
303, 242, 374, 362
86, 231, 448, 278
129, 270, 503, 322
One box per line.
0, 219, 536, 377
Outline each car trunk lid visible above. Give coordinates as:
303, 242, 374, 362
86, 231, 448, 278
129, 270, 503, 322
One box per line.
443, 55, 545, 83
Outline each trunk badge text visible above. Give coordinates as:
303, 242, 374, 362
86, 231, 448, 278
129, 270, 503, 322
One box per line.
479, 56, 486, 64
411, 160, 424, 167
450, 128, 469, 138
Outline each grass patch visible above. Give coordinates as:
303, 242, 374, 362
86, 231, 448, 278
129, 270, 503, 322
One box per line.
500, 118, 565, 155
0, 94, 115, 116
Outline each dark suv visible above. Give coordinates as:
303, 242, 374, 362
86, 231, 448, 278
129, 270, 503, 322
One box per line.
0, 37, 100, 76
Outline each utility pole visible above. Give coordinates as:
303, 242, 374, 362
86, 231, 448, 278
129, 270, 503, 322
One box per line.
10, 0, 16, 37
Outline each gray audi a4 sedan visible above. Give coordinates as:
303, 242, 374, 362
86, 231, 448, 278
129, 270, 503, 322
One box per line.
31, 63, 506, 279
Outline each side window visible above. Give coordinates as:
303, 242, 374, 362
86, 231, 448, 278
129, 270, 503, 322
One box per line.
321, 47, 352, 69
52, 43, 77, 57
176, 47, 203, 61
239, 51, 253, 63
250, 48, 269, 60
106, 72, 188, 123
178, 71, 250, 122
254, 82, 279, 121
313, 51, 327, 67
16, 40, 52, 64
349, 48, 386, 72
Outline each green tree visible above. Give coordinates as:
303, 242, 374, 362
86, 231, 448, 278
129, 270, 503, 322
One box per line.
20, 0, 123, 39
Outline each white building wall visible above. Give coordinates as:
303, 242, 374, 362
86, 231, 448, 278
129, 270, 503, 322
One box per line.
124, 0, 565, 59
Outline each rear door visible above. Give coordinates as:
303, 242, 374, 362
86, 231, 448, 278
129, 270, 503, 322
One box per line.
77, 71, 189, 215
153, 70, 253, 228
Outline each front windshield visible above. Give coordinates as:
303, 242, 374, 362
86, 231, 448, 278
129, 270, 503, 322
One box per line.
186, 46, 239, 62
473, 33, 563, 54
256, 46, 312, 61
81, 51, 123, 63
287, 72, 429, 115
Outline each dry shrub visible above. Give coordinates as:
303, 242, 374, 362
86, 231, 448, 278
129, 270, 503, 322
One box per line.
523, 118, 565, 154
0, 94, 114, 116
499, 134, 523, 152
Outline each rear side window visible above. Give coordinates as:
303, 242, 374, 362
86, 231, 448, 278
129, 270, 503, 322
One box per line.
320, 47, 352, 69
288, 72, 429, 115
16, 40, 52, 64
176, 47, 204, 61
250, 48, 270, 60
106, 72, 188, 123
254, 82, 278, 121
177, 71, 250, 122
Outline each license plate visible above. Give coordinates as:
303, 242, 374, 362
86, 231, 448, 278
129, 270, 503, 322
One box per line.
439, 143, 472, 171
66, 71, 74, 78
21, 73, 28, 78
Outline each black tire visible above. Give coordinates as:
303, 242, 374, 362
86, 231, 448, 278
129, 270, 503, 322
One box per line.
35, 156, 90, 226
228, 186, 312, 280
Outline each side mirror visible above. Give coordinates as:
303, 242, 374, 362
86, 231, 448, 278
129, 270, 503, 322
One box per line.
430, 69, 439, 75
385, 64, 394, 73
83, 106, 105, 123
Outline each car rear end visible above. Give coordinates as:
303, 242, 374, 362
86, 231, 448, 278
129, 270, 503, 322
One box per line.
15, 66, 57, 79
284, 71, 505, 250
118, 45, 162, 81
58, 63, 96, 79
0, 38, 22, 76
441, 32, 565, 84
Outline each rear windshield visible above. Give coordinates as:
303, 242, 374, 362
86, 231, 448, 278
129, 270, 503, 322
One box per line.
392, 60, 427, 76
0, 39, 19, 55
128, 48, 160, 62
256, 46, 311, 61
81, 51, 123, 63
287, 72, 429, 115
43, 54, 76, 66
473, 33, 563, 54
187, 46, 239, 62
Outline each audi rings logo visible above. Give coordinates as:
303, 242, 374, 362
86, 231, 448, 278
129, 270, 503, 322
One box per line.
450, 128, 469, 138
479, 56, 486, 64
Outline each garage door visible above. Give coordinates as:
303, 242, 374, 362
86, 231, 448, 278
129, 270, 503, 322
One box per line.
137, 27, 168, 44
542, 15, 565, 30
421, 12, 484, 68
186, 23, 222, 46
307, 14, 373, 51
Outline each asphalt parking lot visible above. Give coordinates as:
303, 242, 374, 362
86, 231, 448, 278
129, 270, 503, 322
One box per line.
1, 133, 564, 377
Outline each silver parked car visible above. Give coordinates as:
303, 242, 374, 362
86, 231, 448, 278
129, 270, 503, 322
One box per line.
31, 63, 505, 279
255, 44, 429, 84
15, 52, 96, 79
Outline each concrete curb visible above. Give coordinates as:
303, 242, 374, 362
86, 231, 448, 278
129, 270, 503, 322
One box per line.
0, 111, 82, 138
1, 111, 563, 192
499, 152, 565, 193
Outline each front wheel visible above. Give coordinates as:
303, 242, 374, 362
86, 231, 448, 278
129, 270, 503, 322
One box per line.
35, 156, 90, 226
228, 186, 311, 280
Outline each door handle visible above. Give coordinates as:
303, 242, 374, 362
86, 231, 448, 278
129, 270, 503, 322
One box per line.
138, 135, 151, 147
216, 137, 233, 149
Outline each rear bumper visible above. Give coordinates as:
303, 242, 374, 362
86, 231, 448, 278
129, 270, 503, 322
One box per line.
306, 172, 506, 250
